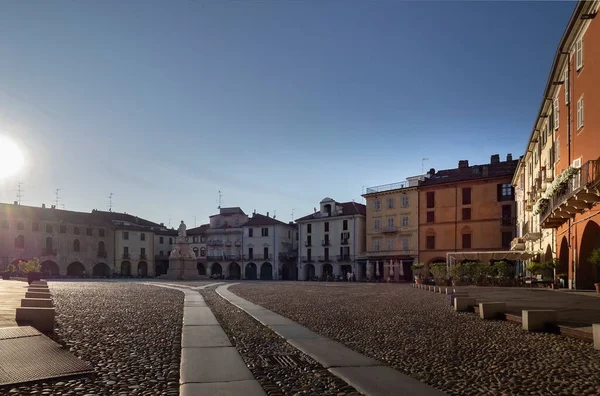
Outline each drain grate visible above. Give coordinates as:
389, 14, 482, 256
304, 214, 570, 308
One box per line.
258, 354, 312, 368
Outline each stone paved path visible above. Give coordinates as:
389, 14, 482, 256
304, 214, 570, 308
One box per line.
0, 280, 27, 327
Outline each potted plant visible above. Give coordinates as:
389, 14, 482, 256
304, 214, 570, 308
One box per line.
1, 264, 16, 280
19, 258, 42, 285
587, 248, 600, 293
526, 261, 545, 279
411, 262, 425, 284
493, 260, 514, 287
430, 263, 448, 286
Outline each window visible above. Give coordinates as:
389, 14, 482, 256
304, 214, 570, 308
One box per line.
124, 247, 129, 255
553, 97, 559, 130
160, 250, 164, 256
576, 37, 583, 70
426, 211, 434, 223
141, 247, 146, 256
324, 234, 330, 245
502, 204, 512, 226
426, 235, 435, 250
402, 237, 409, 251
263, 247, 269, 259
373, 239, 380, 252
60, 225, 67, 234
98, 241, 106, 254
32, 222, 39, 232
216, 219, 221, 226
307, 235, 312, 246
556, 137, 560, 162
140, 232, 146, 241
324, 247, 329, 260
45, 237, 53, 251
374, 219, 380, 229
401, 195, 409, 207
307, 248, 311, 260
462, 233, 471, 249
288, 230, 291, 239
200, 247, 206, 257
235, 219, 239, 226
387, 197, 395, 209
248, 228, 253, 237
387, 217, 394, 227
74, 226, 80, 235
426, 192, 435, 208
462, 187, 471, 205
74, 239, 80, 252
15, 235, 25, 249
498, 184, 514, 201
123, 232, 129, 240
386, 239, 394, 251
343, 220, 348, 230
99, 228, 105, 237
192, 247, 198, 258
167, 251, 171, 256
159, 236, 164, 243
402, 216, 409, 227
17, 221, 24, 230
169, 237, 173, 244
577, 97, 584, 130
501, 231, 512, 249
324, 222, 329, 232
247, 247, 254, 259
564, 68, 569, 104
374, 200, 381, 211
261, 227, 269, 237
462, 208, 471, 220
307, 224, 312, 234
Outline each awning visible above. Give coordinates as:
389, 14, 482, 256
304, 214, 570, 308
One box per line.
446, 251, 539, 264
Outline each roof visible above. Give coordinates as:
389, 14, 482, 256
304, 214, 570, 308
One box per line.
296, 201, 366, 222
187, 224, 209, 235
209, 207, 246, 217
419, 160, 518, 187
91, 210, 161, 227
242, 213, 294, 227
0, 203, 110, 227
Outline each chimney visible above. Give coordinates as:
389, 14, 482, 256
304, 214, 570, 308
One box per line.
490, 154, 500, 164
506, 153, 513, 161
482, 165, 489, 177
13, 201, 18, 205
160, 222, 164, 226
458, 160, 469, 169
42, 203, 46, 208
266, 211, 269, 217
51, 205, 56, 209
428, 168, 436, 178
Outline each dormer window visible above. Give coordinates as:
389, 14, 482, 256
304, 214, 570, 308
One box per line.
324, 204, 331, 215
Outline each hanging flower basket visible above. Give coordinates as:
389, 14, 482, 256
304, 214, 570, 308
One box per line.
533, 198, 549, 215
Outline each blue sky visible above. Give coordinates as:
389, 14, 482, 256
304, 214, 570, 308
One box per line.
0, 0, 575, 227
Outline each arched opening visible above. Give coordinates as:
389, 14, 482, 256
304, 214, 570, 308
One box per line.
245, 263, 257, 280
558, 237, 569, 280
197, 262, 206, 276
193, 247, 199, 258
578, 220, 600, 290
45, 237, 53, 252
93, 262, 111, 277
137, 261, 148, 277
14, 235, 25, 249
341, 264, 353, 280
121, 261, 132, 277
200, 247, 206, 257
67, 262, 85, 277
281, 261, 297, 280
305, 264, 315, 280
322, 263, 333, 280
544, 244, 553, 263
542, 244, 554, 279
228, 262, 241, 279
41, 260, 59, 276
211, 262, 222, 276
73, 239, 81, 252
260, 262, 273, 280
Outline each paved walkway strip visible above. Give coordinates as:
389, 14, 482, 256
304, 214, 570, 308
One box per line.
149, 283, 265, 396
217, 283, 445, 396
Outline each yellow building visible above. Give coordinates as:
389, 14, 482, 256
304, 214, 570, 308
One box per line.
362, 176, 423, 281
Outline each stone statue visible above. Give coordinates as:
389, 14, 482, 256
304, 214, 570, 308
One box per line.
178, 221, 187, 238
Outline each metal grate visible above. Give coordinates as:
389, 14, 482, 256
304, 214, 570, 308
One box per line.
258, 354, 313, 368
0, 326, 93, 386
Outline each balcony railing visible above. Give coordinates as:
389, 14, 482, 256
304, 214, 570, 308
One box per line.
139, 254, 147, 259
97, 251, 107, 258
540, 159, 600, 228
317, 256, 329, 262
243, 254, 272, 261
278, 252, 297, 260
336, 255, 352, 262
365, 181, 408, 194
122, 253, 130, 259
341, 238, 349, 245
321, 240, 330, 246
381, 226, 398, 233
510, 237, 525, 251
41, 249, 57, 256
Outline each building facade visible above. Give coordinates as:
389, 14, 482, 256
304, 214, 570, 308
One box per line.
362, 176, 423, 281
204, 207, 248, 278
521, 0, 600, 289
186, 224, 209, 276
296, 198, 366, 281
418, 155, 518, 266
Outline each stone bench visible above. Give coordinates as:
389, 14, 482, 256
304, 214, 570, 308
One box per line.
454, 297, 477, 312
28, 287, 50, 292
522, 310, 558, 332
21, 298, 54, 308
15, 307, 55, 333
31, 281, 48, 286
479, 302, 506, 319
447, 293, 469, 306
25, 291, 52, 299
594, 324, 600, 351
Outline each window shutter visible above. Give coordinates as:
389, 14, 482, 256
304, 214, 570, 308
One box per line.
497, 184, 502, 202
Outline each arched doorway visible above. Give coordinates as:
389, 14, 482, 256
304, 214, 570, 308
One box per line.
578, 220, 600, 290
322, 263, 333, 280
67, 262, 85, 277
121, 261, 132, 277
41, 260, 59, 276
137, 261, 148, 277
558, 237, 569, 275
341, 265, 352, 280
305, 264, 315, 280
245, 263, 257, 280
260, 262, 273, 280
543, 244, 554, 279
93, 262, 111, 277
281, 261, 296, 280
197, 262, 206, 276
211, 263, 222, 276
228, 262, 241, 279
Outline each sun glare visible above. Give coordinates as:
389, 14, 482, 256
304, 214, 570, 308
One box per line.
0, 135, 25, 180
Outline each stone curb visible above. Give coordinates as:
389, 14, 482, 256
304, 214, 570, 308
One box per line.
218, 283, 446, 396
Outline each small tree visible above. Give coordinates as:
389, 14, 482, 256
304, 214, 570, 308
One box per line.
4, 263, 16, 273
527, 261, 546, 278
411, 262, 425, 279
494, 261, 513, 279
18, 258, 41, 273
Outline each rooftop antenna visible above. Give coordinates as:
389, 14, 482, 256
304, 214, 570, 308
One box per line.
291, 209, 294, 222
168, 216, 172, 228
421, 158, 430, 174
273, 210, 276, 219
108, 193, 113, 212
55, 188, 61, 208
217, 190, 222, 209
193, 216, 197, 227
361, 185, 365, 204
16, 182, 23, 205
61, 204, 66, 210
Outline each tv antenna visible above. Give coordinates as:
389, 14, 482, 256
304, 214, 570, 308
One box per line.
16, 182, 23, 204
291, 209, 294, 222
168, 216, 172, 228
193, 216, 197, 227
217, 190, 222, 209
421, 158, 430, 174
55, 189, 61, 208
108, 193, 114, 212
273, 210, 276, 219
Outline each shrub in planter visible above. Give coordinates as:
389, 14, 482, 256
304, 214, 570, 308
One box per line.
19, 258, 42, 285
1, 264, 16, 280
430, 263, 448, 285
526, 261, 547, 279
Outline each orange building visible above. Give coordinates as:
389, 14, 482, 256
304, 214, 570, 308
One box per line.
528, 1, 600, 290
418, 155, 518, 266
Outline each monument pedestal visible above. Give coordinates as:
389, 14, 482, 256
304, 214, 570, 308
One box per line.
158, 236, 206, 280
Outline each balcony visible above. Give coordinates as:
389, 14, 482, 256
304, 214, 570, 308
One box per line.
540, 159, 600, 229
321, 240, 330, 246
207, 255, 223, 261
381, 226, 398, 233
41, 249, 57, 257
521, 220, 541, 241
122, 253, 130, 259
341, 238, 349, 245
279, 252, 297, 261
301, 256, 314, 263
206, 240, 223, 246
365, 181, 408, 194
97, 251, 107, 258
317, 256, 329, 262
139, 253, 147, 259
510, 237, 525, 251
337, 255, 352, 262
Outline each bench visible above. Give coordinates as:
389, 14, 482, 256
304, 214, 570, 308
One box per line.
525, 279, 554, 289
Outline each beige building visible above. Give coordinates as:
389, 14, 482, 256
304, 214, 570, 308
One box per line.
187, 224, 209, 276
362, 175, 423, 281
296, 198, 366, 281
205, 207, 248, 278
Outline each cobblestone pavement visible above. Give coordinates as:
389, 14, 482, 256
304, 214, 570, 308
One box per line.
202, 287, 361, 396
0, 282, 183, 396
231, 282, 600, 396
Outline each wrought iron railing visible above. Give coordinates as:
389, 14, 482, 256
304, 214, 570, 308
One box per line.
366, 181, 408, 194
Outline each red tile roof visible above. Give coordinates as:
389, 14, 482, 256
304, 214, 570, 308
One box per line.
296, 201, 366, 222
242, 214, 294, 227
419, 160, 518, 187
187, 224, 209, 235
